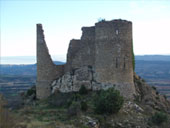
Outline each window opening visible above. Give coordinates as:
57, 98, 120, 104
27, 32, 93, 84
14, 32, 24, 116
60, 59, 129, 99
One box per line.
123, 57, 126, 69
116, 58, 118, 68
116, 30, 119, 35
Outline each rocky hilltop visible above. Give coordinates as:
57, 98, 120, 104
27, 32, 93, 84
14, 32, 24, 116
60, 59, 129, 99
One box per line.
8, 73, 170, 128
1, 19, 170, 128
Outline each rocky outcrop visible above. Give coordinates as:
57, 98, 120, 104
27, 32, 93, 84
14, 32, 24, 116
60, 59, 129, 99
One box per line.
134, 73, 170, 112
52, 66, 94, 93
51, 66, 135, 99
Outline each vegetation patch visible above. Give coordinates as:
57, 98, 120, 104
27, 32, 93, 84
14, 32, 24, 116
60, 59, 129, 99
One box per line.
79, 85, 88, 95
26, 86, 36, 97
151, 112, 168, 125
0, 94, 17, 128
94, 88, 124, 114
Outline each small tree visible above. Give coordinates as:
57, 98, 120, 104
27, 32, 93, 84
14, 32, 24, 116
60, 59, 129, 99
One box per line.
98, 18, 105, 22
81, 101, 88, 112
94, 88, 124, 114
151, 112, 168, 125
79, 85, 88, 95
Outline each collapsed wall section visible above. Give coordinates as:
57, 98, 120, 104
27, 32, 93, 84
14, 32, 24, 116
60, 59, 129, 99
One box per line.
36, 24, 64, 99
65, 26, 95, 72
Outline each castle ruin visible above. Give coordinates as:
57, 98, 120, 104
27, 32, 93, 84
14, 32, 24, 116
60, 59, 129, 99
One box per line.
36, 19, 136, 99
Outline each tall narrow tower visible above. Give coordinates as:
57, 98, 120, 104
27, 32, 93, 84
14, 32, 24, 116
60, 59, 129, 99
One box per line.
94, 20, 135, 98
36, 24, 63, 99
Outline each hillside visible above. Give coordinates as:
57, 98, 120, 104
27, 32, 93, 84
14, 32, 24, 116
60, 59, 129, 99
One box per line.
1, 74, 170, 128
135, 57, 170, 99
1, 55, 170, 127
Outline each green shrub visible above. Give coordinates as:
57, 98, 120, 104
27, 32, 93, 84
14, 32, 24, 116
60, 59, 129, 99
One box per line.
80, 101, 88, 111
67, 101, 81, 117
132, 40, 135, 70
71, 93, 82, 101
151, 112, 168, 125
98, 18, 105, 22
152, 86, 157, 90
48, 93, 73, 108
94, 88, 124, 114
141, 79, 145, 82
134, 95, 141, 102
136, 79, 142, 86
79, 85, 88, 95
26, 86, 36, 96
156, 91, 159, 95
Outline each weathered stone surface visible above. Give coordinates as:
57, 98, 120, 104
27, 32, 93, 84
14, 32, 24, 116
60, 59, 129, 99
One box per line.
36, 19, 136, 99
94, 20, 134, 86
66, 19, 135, 99
52, 66, 93, 93
36, 24, 64, 99
52, 66, 134, 99
65, 27, 95, 72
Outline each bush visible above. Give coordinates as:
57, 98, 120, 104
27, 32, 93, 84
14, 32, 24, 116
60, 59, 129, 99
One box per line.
94, 88, 124, 114
67, 102, 81, 117
151, 112, 168, 125
26, 85, 36, 97
141, 79, 145, 82
79, 85, 88, 95
156, 91, 159, 95
48, 93, 73, 108
98, 18, 105, 22
71, 93, 82, 101
152, 86, 157, 90
80, 101, 88, 111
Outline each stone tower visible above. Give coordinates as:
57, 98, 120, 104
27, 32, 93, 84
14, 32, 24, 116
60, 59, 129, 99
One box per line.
94, 20, 135, 98
36, 24, 64, 99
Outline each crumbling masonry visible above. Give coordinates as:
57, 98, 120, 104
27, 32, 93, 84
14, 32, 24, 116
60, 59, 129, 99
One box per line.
36, 19, 136, 99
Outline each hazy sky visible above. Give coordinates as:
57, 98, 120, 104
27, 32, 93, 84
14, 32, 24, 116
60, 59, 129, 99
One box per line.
1, 0, 170, 60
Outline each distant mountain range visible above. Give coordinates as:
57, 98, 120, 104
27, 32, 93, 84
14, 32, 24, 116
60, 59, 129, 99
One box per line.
0, 55, 66, 64
0, 55, 169, 76
0, 61, 65, 76
135, 55, 170, 61
1, 55, 169, 65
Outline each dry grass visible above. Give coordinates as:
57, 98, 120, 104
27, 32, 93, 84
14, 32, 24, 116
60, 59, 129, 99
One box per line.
0, 94, 16, 128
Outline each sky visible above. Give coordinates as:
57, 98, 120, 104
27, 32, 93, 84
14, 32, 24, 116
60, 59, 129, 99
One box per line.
1, 0, 170, 62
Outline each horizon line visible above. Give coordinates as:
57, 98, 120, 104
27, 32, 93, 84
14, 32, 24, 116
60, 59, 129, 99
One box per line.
1, 54, 170, 57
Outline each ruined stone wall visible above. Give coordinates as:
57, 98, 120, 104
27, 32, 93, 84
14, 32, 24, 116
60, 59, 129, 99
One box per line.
64, 20, 135, 98
65, 26, 95, 72
36, 24, 64, 99
36, 19, 136, 99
